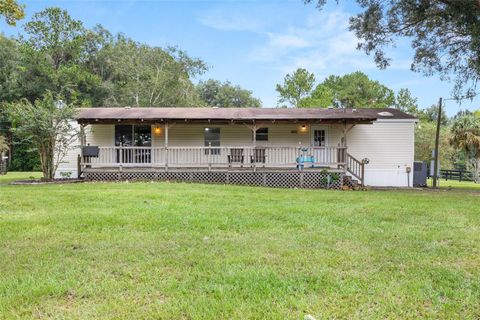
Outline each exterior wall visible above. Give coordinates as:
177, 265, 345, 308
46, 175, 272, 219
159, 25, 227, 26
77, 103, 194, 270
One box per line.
55, 120, 416, 187
54, 121, 81, 179
151, 123, 314, 147
346, 119, 415, 187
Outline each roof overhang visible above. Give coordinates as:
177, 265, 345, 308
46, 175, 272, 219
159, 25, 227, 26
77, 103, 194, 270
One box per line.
75, 107, 419, 126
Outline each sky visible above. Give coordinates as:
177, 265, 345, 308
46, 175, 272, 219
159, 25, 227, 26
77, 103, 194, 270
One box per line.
1, 0, 478, 116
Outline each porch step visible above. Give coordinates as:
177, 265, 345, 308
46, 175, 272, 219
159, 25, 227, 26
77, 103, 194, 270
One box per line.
343, 175, 359, 188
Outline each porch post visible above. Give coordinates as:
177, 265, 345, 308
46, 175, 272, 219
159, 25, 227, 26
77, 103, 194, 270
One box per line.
252, 120, 257, 172
79, 124, 85, 178
342, 121, 347, 170
165, 122, 169, 171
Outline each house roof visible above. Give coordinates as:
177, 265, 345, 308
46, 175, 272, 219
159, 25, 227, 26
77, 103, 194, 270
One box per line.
76, 107, 416, 124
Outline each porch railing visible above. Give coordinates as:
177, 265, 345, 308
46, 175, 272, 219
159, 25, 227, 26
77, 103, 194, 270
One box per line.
81, 146, 347, 169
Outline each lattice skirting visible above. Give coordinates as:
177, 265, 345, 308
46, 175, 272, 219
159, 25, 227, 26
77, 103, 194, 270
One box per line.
84, 170, 344, 189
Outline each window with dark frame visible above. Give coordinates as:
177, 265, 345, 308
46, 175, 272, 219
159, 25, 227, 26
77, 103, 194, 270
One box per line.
114, 125, 152, 163
115, 125, 152, 147
204, 127, 220, 155
254, 127, 268, 141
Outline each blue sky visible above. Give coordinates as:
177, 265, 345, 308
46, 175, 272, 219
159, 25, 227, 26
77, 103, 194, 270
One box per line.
1, 0, 478, 116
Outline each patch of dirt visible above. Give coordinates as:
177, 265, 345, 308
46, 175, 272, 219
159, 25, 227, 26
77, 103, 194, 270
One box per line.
9, 179, 85, 185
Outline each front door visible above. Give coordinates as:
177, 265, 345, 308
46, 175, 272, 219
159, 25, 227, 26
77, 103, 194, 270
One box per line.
310, 126, 329, 164
311, 126, 328, 147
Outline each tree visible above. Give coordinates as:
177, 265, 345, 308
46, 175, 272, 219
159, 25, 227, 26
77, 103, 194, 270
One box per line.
196, 79, 261, 108
0, 0, 24, 26
395, 88, 420, 116
423, 104, 449, 125
276, 68, 315, 107
314, 71, 395, 108
95, 35, 207, 107
298, 85, 333, 108
449, 115, 480, 182
24, 7, 85, 70
0, 35, 22, 102
19, 7, 106, 105
0, 135, 8, 153
305, 0, 480, 100
415, 120, 456, 170
7, 93, 78, 181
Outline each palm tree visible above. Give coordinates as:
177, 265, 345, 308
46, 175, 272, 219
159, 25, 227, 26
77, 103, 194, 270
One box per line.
450, 115, 480, 182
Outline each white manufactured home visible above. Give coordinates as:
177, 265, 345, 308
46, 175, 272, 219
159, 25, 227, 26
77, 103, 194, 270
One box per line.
58, 107, 416, 188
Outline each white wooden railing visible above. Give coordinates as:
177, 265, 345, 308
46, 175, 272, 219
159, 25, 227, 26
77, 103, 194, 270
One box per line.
81, 146, 347, 169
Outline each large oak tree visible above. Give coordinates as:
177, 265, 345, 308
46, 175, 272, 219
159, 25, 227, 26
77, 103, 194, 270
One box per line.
305, 0, 480, 99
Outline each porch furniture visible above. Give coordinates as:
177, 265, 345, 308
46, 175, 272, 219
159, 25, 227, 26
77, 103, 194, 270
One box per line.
82, 146, 99, 157
82, 146, 99, 167
228, 148, 244, 167
251, 148, 266, 165
296, 155, 315, 170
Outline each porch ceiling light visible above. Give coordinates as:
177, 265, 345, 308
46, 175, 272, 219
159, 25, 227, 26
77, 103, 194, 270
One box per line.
300, 124, 307, 131
154, 125, 161, 135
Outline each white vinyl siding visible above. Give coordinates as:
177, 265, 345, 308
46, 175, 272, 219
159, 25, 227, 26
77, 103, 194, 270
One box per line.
346, 120, 415, 187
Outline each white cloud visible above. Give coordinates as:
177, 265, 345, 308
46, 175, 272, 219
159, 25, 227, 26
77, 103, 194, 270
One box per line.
197, 6, 272, 33
247, 9, 410, 77
267, 33, 311, 49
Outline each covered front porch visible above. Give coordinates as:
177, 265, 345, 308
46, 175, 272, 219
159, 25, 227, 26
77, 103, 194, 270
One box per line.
76, 107, 372, 187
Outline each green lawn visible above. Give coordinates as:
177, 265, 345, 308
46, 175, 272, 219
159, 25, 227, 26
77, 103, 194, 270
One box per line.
427, 178, 480, 191
0, 174, 479, 319
0, 171, 42, 184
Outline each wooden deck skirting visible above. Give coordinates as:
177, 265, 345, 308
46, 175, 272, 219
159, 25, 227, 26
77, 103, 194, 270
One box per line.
83, 168, 345, 189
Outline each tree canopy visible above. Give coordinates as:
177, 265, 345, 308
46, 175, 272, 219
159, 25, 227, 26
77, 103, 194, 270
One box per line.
394, 88, 420, 115
197, 79, 262, 108
450, 114, 480, 181
313, 72, 395, 109
277, 70, 395, 109
305, 0, 480, 100
0, 0, 24, 25
275, 68, 315, 107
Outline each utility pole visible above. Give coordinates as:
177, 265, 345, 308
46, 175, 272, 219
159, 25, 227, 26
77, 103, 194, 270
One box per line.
432, 97, 442, 188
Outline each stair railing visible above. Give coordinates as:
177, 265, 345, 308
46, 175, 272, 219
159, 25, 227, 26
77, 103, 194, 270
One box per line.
346, 153, 365, 187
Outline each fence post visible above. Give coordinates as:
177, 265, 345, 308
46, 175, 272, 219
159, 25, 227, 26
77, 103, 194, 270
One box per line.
459, 171, 463, 182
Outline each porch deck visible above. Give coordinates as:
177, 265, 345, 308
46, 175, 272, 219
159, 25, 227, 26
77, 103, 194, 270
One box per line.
80, 146, 363, 189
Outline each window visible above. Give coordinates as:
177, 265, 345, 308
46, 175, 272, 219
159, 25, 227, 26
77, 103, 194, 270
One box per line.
204, 127, 220, 155
115, 125, 133, 147
254, 128, 268, 141
134, 125, 152, 147
115, 125, 152, 163
115, 125, 152, 147
313, 129, 326, 147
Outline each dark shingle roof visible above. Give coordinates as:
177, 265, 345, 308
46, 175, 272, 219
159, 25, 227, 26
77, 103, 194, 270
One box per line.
76, 107, 416, 123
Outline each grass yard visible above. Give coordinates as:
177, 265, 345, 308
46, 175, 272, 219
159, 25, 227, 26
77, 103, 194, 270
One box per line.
0, 173, 479, 319
0, 172, 42, 184
427, 178, 480, 191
